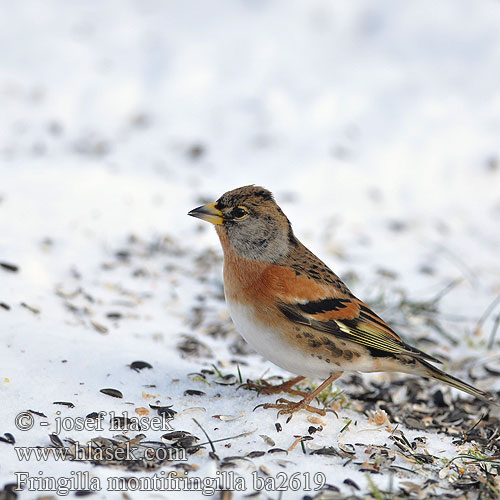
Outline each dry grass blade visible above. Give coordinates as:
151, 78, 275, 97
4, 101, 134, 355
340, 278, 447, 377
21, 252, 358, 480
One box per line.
475, 294, 500, 335
192, 418, 216, 453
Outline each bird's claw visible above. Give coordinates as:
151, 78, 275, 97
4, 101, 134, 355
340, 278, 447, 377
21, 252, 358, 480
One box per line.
253, 397, 327, 421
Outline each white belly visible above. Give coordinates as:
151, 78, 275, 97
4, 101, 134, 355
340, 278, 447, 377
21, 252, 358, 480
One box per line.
226, 299, 334, 379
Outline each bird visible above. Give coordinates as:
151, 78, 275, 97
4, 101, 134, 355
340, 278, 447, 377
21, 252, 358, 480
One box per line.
188, 185, 496, 418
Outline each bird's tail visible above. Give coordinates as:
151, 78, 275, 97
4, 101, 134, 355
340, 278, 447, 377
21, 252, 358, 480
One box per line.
418, 359, 497, 405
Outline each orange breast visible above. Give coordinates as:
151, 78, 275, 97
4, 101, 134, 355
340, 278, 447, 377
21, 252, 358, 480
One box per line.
218, 229, 331, 308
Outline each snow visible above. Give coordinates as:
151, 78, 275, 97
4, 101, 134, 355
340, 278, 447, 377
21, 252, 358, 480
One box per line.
1, 0, 500, 498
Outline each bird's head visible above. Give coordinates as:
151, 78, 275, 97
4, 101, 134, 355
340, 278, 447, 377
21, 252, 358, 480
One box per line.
188, 185, 295, 262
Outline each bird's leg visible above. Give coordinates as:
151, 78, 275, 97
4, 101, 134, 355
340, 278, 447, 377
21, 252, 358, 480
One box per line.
239, 375, 308, 397
255, 372, 343, 421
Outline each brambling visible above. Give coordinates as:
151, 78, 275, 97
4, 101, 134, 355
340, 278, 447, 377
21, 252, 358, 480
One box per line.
188, 186, 495, 418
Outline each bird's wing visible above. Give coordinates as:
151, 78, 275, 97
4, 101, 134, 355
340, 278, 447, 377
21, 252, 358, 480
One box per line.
271, 266, 442, 364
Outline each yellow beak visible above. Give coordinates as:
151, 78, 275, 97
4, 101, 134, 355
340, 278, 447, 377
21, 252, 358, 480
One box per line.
187, 202, 223, 226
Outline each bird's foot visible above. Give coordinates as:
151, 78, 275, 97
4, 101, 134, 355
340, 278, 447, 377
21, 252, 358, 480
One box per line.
251, 372, 344, 422
238, 376, 307, 397
254, 397, 327, 422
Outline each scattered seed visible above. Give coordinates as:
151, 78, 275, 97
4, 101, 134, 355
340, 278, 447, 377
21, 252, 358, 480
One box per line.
308, 426, 322, 435
100, 388, 123, 399
21, 303, 40, 314
115, 250, 130, 260
311, 447, 338, 456
130, 361, 152, 372
171, 463, 200, 472
484, 365, 500, 376
344, 478, 360, 490
247, 451, 265, 458
219, 461, 236, 469
53, 401, 75, 408
259, 435, 275, 447
275, 459, 296, 468
0, 303, 10, 310
91, 320, 108, 334
307, 416, 325, 425
177, 335, 213, 358
405, 417, 428, 430
287, 437, 304, 452
175, 436, 200, 449
338, 443, 356, 455
149, 404, 177, 418
321, 484, 340, 493
259, 465, 271, 476
0, 262, 19, 272
49, 433, 64, 447
188, 143, 205, 159
214, 374, 237, 386
184, 389, 205, 396
212, 415, 241, 422
0, 433, 15, 444
267, 448, 287, 454
28, 409, 47, 418
74, 490, 94, 497
106, 312, 122, 319
439, 467, 450, 479
183, 407, 206, 414
162, 431, 192, 442
275, 423, 282, 432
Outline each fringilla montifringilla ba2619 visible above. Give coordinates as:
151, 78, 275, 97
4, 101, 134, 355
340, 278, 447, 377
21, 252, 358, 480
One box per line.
189, 185, 495, 418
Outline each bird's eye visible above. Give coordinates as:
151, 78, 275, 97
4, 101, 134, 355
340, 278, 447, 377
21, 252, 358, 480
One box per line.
232, 206, 249, 220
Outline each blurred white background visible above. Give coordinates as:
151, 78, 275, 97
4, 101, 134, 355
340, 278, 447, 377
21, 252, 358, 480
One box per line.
1, 0, 500, 208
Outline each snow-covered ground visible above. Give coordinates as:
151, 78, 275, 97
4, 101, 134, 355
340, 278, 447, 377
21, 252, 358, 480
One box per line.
1, 1, 500, 498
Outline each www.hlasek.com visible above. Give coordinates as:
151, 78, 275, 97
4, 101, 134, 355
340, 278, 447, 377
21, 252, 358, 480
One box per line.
15, 442, 186, 462
15, 471, 327, 496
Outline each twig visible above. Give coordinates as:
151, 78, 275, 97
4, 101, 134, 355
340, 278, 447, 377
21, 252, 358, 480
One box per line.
192, 418, 216, 453
464, 413, 487, 437
436, 245, 477, 285
428, 278, 463, 304
475, 294, 500, 334
188, 429, 256, 450
211, 363, 223, 378
424, 318, 458, 346
488, 314, 500, 350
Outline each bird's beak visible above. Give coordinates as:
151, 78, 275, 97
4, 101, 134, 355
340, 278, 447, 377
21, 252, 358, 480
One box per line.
187, 202, 224, 226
